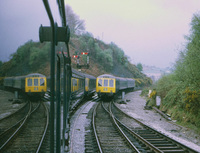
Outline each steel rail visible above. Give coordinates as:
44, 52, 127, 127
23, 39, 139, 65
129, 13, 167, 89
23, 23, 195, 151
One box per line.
0, 103, 41, 151
0, 103, 30, 139
113, 102, 199, 153
107, 102, 140, 153
110, 103, 163, 152
0, 102, 34, 151
36, 102, 49, 153
0, 102, 28, 122
92, 102, 103, 153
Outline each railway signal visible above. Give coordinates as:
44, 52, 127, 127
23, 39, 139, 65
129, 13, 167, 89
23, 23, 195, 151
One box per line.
73, 55, 78, 58
76, 52, 90, 69
81, 52, 88, 55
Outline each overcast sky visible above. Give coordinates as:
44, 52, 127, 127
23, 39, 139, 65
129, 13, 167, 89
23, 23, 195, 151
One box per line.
0, 0, 200, 68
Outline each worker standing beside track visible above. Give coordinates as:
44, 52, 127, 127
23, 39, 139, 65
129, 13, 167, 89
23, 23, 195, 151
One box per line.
145, 89, 157, 109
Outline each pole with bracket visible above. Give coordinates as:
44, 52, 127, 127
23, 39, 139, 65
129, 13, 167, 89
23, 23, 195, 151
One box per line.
56, 54, 61, 153
41, 1, 55, 152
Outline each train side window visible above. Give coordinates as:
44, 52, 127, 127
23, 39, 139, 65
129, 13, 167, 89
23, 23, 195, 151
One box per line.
104, 79, 108, 87
34, 79, 38, 86
98, 79, 102, 86
85, 79, 89, 87
40, 78, 45, 86
109, 79, 114, 87
28, 79, 32, 86
73, 79, 77, 86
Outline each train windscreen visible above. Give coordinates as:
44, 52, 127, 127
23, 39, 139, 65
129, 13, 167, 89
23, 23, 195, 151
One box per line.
28, 79, 32, 86
40, 78, 45, 86
34, 79, 38, 86
109, 79, 114, 87
98, 79, 102, 86
104, 79, 108, 87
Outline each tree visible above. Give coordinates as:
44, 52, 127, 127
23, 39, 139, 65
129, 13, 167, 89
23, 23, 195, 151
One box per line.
136, 63, 143, 71
0, 61, 2, 68
65, 5, 85, 35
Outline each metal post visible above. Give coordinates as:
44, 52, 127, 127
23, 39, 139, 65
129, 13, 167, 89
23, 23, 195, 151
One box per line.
41, 1, 56, 152
122, 91, 125, 100
64, 63, 71, 152
56, 55, 61, 153
62, 53, 67, 151
15, 91, 19, 99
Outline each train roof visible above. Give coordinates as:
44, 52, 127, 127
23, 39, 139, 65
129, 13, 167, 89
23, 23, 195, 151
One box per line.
97, 74, 115, 78
26, 73, 46, 77
72, 68, 96, 79
4, 73, 46, 80
97, 74, 135, 81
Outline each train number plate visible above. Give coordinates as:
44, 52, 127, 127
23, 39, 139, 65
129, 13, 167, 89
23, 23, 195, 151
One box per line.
34, 87, 38, 91
103, 88, 108, 91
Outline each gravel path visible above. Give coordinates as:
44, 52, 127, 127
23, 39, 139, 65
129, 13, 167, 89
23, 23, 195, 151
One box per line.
116, 90, 200, 152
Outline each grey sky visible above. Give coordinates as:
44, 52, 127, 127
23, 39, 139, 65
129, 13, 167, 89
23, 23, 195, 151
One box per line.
0, 0, 200, 68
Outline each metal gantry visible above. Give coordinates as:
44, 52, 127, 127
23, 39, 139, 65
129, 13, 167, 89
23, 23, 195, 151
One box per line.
39, 0, 71, 152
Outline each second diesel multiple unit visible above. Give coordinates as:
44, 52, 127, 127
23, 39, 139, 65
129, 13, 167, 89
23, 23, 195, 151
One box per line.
70, 69, 96, 99
96, 74, 135, 98
47, 68, 96, 100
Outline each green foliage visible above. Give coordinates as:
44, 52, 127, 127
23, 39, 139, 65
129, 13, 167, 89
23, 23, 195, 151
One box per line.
79, 37, 87, 51
183, 87, 200, 115
156, 13, 200, 128
136, 63, 143, 71
29, 42, 50, 69
94, 43, 113, 70
0, 41, 50, 76
0, 61, 2, 68
109, 42, 124, 63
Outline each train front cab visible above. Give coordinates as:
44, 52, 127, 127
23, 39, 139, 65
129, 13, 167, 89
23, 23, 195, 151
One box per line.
25, 77, 47, 93
96, 77, 116, 97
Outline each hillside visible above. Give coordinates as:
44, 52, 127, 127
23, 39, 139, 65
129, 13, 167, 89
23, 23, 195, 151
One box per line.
0, 34, 151, 86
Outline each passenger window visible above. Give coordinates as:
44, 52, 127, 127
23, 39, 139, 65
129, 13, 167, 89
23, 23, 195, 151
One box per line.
73, 79, 77, 86
98, 79, 102, 86
109, 80, 114, 87
28, 79, 32, 86
104, 79, 108, 87
85, 79, 89, 86
34, 79, 38, 86
40, 78, 45, 86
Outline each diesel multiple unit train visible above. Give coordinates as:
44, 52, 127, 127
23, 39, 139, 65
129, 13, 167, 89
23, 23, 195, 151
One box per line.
4, 73, 47, 97
4, 71, 135, 100
96, 74, 135, 98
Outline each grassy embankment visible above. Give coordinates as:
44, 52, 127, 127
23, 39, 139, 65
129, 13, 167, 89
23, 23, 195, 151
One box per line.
142, 13, 200, 133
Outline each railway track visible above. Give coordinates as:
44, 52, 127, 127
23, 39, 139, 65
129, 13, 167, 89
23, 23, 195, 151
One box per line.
0, 101, 49, 152
111, 101, 198, 153
0, 102, 29, 136
93, 101, 140, 153
90, 101, 198, 153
